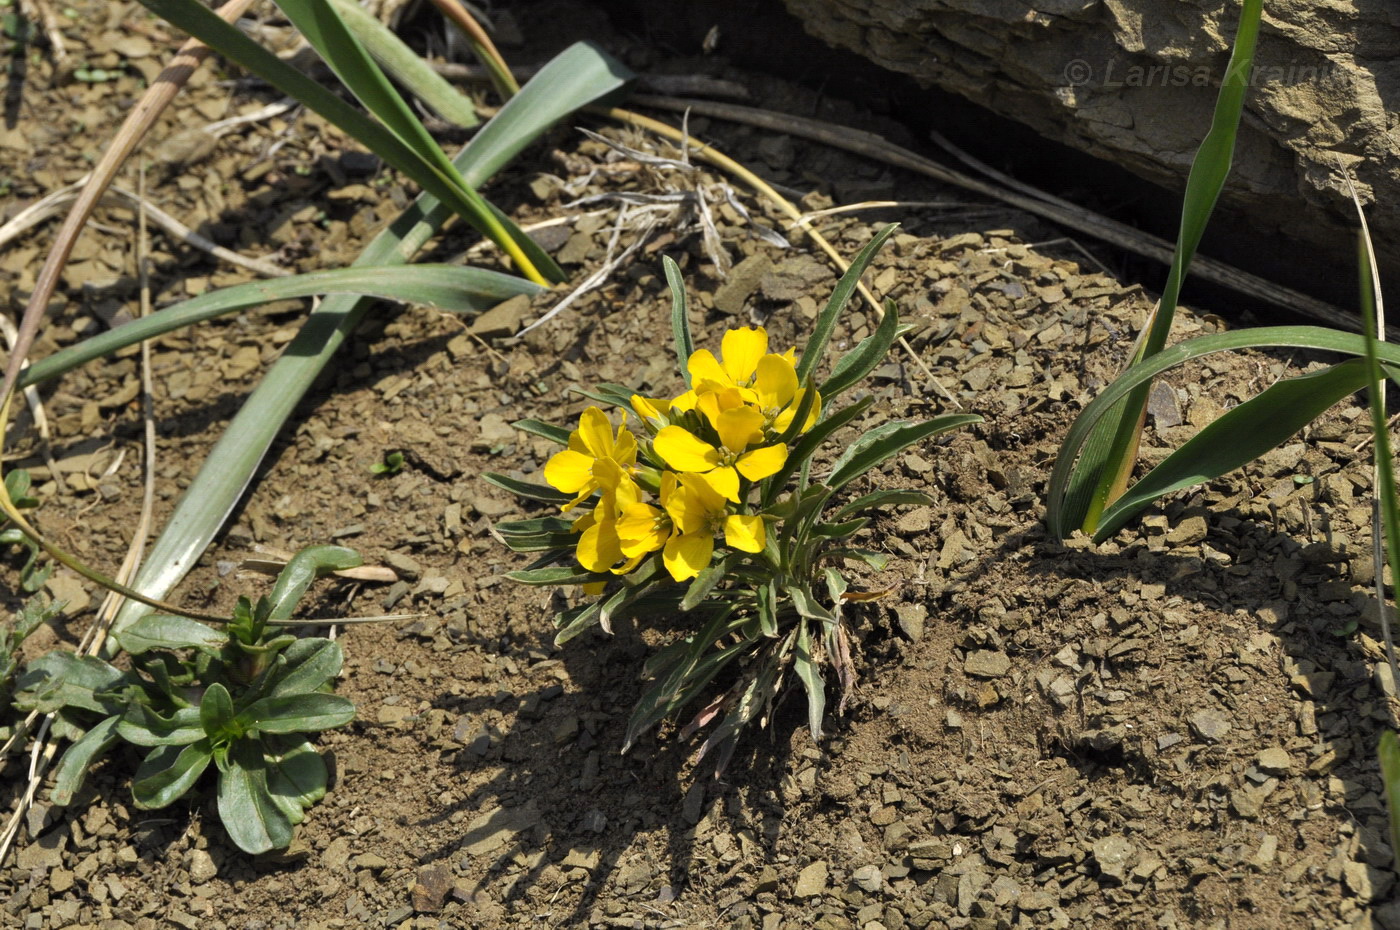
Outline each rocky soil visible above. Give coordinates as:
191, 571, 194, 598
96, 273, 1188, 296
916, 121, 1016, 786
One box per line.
1, 2, 1398, 929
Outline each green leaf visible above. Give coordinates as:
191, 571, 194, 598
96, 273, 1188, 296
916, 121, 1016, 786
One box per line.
237, 693, 356, 734
50, 714, 121, 806
680, 554, 732, 612
21, 266, 541, 389
1381, 730, 1400, 868
761, 395, 876, 507
325, 0, 479, 127
217, 739, 294, 854
200, 682, 236, 739
506, 566, 607, 586
553, 600, 604, 645
825, 548, 889, 570
797, 224, 898, 383
495, 516, 574, 536
757, 580, 779, 638
788, 585, 835, 627
571, 382, 636, 410
810, 517, 869, 540
105, 42, 630, 651
118, 614, 226, 656
664, 255, 695, 386
132, 740, 214, 809
264, 737, 329, 821
1071, 0, 1263, 535
14, 652, 125, 714
819, 298, 902, 401
510, 419, 572, 445
1092, 359, 1370, 540
481, 473, 571, 504
832, 489, 932, 520
827, 415, 981, 492
1044, 325, 1400, 538
267, 639, 344, 698
266, 545, 362, 623
793, 620, 825, 741
118, 705, 205, 746
622, 608, 746, 752
498, 532, 579, 553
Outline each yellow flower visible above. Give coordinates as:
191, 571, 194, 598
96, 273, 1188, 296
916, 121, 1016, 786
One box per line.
751, 353, 822, 434
688, 326, 771, 397
573, 460, 645, 574
544, 407, 638, 510
616, 472, 678, 559
652, 403, 786, 502
661, 472, 765, 582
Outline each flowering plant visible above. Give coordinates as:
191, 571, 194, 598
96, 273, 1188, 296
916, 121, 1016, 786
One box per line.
486, 226, 979, 766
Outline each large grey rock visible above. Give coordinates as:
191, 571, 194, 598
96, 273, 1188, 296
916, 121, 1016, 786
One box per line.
782, 0, 1400, 270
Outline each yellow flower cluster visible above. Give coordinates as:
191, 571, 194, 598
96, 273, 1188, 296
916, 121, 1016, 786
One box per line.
543, 327, 820, 583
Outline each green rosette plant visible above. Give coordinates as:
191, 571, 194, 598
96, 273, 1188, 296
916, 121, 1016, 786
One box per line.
487, 225, 980, 767
11, 546, 359, 854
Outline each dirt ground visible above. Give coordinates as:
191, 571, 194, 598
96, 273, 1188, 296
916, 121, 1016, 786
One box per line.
1, 2, 1398, 929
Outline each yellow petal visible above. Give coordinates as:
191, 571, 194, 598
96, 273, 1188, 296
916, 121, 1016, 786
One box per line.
663, 532, 714, 582
681, 471, 731, 513
754, 354, 798, 411
670, 389, 700, 412
575, 407, 614, 458
773, 388, 822, 434
544, 449, 595, 494
704, 466, 740, 503
736, 443, 787, 481
721, 327, 768, 383
654, 426, 721, 473
591, 457, 625, 493
724, 514, 766, 553
715, 406, 765, 454
577, 519, 622, 572
617, 503, 670, 557
631, 394, 667, 423
687, 349, 730, 390
614, 427, 638, 467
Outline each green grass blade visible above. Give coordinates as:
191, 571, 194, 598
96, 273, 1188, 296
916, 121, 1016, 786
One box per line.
664, 255, 694, 385
325, 0, 478, 127
22, 266, 541, 388
481, 473, 571, 504
1045, 325, 1400, 538
1093, 359, 1370, 540
1069, 0, 1263, 535
1382, 731, 1400, 869
511, 419, 572, 445
105, 46, 626, 648
796, 224, 897, 383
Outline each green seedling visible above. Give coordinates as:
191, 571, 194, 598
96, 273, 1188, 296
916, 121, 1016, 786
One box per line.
12, 547, 359, 854
488, 225, 979, 768
0, 470, 50, 593
369, 451, 405, 476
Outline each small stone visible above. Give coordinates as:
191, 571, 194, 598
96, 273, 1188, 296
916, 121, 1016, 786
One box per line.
470, 295, 532, 338
1166, 514, 1208, 545
1230, 787, 1265, 819
411, 863, 453, 913
895, 603, 926, 643
472, 414, 517, 452
1188, 709, 1231, 742
754, 865, 780, 894
324, 836, 352, 870
964, 650, 1011, 678
1019, 890, 1055, 911
352, 852, 390, 871
851, 864, 882, 893
1092, 835, 1135, 882
383, 551, 422, 581
16, 828, 67, 870
1255, 747, 1293, 775
1344, 860, 1396, 901
712, 254, 774, 315
188, 849, 217, 884
794, 860, 829, 898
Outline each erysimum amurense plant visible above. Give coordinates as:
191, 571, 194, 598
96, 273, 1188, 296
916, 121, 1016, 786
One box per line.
487, 225, 979, 768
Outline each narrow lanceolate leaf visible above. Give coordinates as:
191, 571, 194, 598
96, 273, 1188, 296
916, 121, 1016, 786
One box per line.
788, 586, 836, 627
793, 620, 825, 741
265, 546, 363, 623
325, 0, 479, 127
832, 490, 932, 521
200, 682, 237, 737
680, 554, 732, 611
1381, 731, 1400, 867
50, 714, 121, 806
1092, 360, 1371, 540
827, 415, 982, 492
762, 395, 876, 507
132, 740, 214, 810
623, 609, 745, 753
506, 566, 609, 586
511, 419, 572, 445
105, 45, 630, 649
664, 255, 695, 385
21, 266, 542, 389
1045, 325, 1400, 538
268, 640, 344, 698
482, 473, 572, 504
1071, 0, 1263, 535
117, 614, 226, 656
819, 298, 902, 401
798, 224, 898, 384
117, 705, 205, 747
